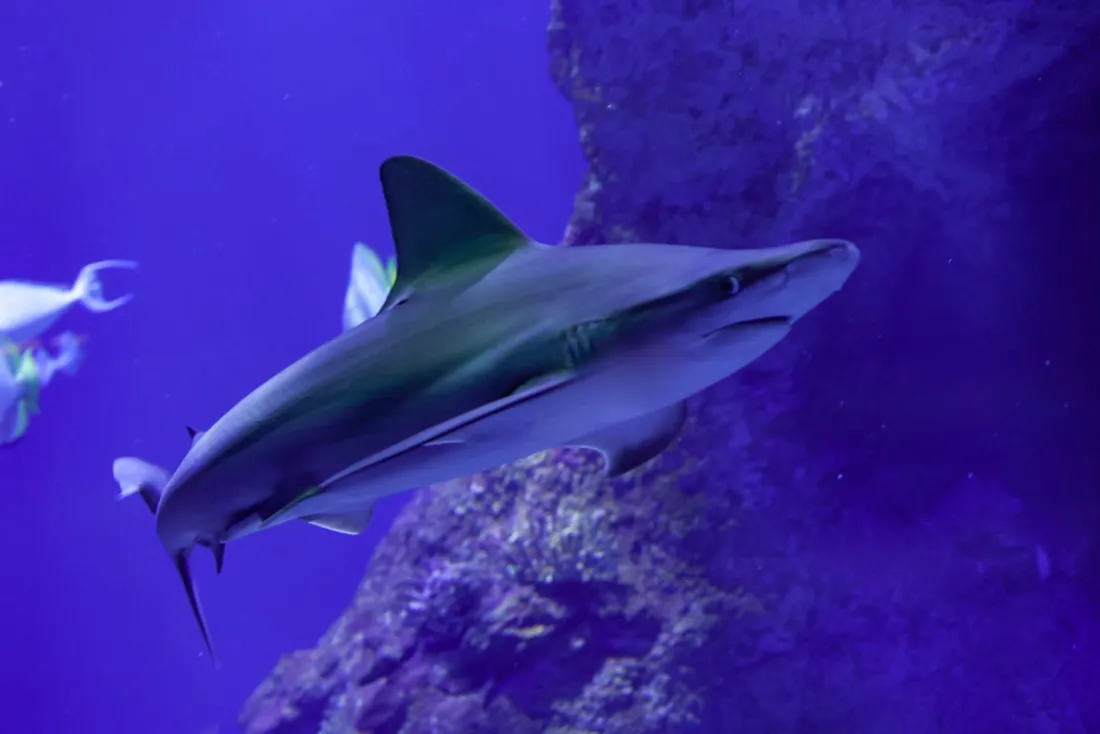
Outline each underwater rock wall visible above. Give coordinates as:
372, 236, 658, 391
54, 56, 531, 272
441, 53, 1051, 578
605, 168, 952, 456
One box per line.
240, 2, 1100, 733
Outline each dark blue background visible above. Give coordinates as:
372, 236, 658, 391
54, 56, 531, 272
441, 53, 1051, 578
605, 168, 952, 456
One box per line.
0, 1, 583, 732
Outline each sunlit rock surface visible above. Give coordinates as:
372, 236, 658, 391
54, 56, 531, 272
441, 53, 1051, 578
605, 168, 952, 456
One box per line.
240, 2, 1100, 732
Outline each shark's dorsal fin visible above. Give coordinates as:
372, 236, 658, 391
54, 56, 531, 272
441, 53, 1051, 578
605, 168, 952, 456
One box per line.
301, 503, 375, 535
570, 402, 688, 478
377, 155, 532, 310
186, 426, 207, 446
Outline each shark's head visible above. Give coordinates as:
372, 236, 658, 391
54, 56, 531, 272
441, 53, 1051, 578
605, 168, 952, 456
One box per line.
691, 238, 860, 333
604, 238, 861, 389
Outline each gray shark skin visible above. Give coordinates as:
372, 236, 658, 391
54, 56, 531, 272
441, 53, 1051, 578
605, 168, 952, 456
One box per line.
113, 155, 860, 663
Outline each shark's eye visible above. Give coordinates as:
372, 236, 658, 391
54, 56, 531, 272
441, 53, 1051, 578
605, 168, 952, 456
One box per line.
725, 275, 741, 296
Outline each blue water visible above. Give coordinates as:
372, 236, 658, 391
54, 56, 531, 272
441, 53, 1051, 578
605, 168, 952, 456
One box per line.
0, 2, 583, 732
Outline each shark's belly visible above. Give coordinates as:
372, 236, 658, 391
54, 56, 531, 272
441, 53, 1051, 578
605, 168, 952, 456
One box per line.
197, 347, 551, 541
202, 314, 791, 543
280, 357, 698, 521
286, 318, 796, 515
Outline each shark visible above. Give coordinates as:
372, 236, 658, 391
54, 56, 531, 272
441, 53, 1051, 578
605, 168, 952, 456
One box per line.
112, 154, 860, 663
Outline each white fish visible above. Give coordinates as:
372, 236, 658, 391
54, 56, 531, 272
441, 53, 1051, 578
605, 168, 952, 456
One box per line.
342, 243, 396, 331
0, 259, 137, 343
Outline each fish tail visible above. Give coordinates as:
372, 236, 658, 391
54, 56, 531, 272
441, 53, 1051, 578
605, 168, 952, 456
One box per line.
0, 398, 32, 446
74, 259, 138, 313
384, 256, 397, 286
13, 348, 41, 414
344, 243, 395, 330
112, 456, 170, 515
174, 549, 219, 666
32, 331, 85, 387
51, 331, 85, 376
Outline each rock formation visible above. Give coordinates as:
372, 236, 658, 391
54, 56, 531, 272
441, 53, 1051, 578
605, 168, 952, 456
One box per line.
240, 2, 1100, 731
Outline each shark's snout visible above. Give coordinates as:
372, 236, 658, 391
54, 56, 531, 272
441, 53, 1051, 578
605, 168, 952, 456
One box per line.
710, 239, 859, 331
786, 240, 860, 278
770, 239, 859, 322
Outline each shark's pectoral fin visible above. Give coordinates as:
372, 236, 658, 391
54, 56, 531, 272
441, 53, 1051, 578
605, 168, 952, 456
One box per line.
377, 155, 536, 310
211, 542, 225, 574
301, 503, 376, 535
424, 437, 465, 447
257, 484, 322, 528
197, 538, 226, 574
510, 370, 575, 397
570, 401, 688, 478
423, 369, 577, 448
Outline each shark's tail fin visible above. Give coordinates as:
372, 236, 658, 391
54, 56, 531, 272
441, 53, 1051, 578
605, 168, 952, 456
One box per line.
174, 549, 219, 665
50, 332, 85, 377
34, 331, 86, 387
112, 457, 220, 665
112, 456, 170, 515
73, 259, 138, 313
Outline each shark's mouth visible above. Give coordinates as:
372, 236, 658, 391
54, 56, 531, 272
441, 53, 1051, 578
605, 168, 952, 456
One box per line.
733, 315, 792, 327
703, 315, 791, 339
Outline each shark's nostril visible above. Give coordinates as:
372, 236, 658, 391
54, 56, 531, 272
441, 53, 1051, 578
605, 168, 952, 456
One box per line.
758, 268, 790, 292
786, 241, 859, 276
826, 241, 859, 262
